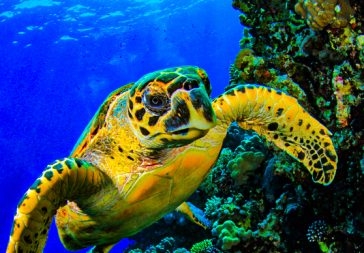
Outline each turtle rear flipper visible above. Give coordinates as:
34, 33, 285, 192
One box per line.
7, 158, 110, 253
88, 243, 116, 253
212, 84, 337, 185
176, 202, 211, 229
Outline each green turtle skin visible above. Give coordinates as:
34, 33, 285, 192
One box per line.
7, 66, 337, 253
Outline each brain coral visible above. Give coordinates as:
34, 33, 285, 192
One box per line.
295, 0, 354, 30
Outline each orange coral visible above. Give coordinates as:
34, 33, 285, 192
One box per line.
295, 0, 354, 30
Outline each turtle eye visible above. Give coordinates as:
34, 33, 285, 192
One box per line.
151, 96, 164, 107
143, 92, 170, 114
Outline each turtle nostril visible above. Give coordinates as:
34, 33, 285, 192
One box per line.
183, 80, 199, 91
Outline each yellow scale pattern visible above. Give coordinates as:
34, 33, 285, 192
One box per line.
213, 84, 337, 185
7, 158, 108, 253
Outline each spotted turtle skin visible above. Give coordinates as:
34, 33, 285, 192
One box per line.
7, 66, 337, 253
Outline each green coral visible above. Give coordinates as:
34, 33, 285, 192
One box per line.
199, 148, 234, 196
228, 151, 265, 186
327, 26, 356, 55
205, 194, 244, 221
272, 152, 310, 184
267, 74, 307, 102
212, 193, 289, 251
235, 133, 266, 154
190, 239, 214, 253
200, 131, 267, 196
212, 220, 252, 250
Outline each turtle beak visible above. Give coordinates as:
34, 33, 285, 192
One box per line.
164, 87, 216, 135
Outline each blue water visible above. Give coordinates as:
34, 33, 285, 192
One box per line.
0, 0, 241, 251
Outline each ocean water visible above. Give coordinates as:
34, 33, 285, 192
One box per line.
0, 0, 241, 251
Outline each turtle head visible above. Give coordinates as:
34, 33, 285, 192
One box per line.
127, 66, 216, 148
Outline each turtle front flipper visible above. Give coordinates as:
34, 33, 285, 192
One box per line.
7, 158, 110, 253
212, 85, 337, 185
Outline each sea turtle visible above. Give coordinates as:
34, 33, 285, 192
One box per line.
7, 66, 337, 253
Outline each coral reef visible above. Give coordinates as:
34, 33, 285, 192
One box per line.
230, 0, 363, 129
332, 61, 363, 127
212, 192, 289, 251
127, 237, 180, 253
294, 0, 354, 30
228, 151, 265, 186
226, 132, 267, 186
125, 0, 363, 252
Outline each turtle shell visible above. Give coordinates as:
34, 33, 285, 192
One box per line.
70, 83, 134, 157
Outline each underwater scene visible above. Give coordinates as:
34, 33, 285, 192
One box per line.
0, 0, 363, 252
